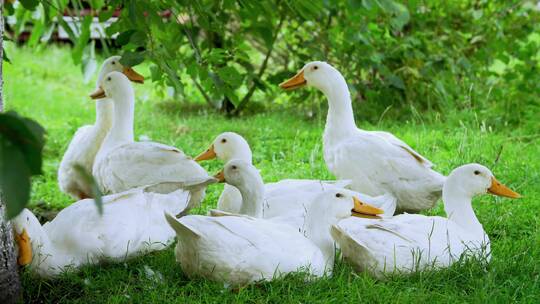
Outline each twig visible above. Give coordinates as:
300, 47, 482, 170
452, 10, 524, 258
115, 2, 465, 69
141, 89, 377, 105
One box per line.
232, 14, 285, 115
493, 145, 504, 167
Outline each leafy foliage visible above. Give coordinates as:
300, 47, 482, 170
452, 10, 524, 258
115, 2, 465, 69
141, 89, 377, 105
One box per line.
5, 1, 540, 121
72, 164, 103, 215
0, 111, 45, 219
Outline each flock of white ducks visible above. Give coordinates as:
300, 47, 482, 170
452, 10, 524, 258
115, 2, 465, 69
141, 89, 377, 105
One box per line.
12, 57, 520, 285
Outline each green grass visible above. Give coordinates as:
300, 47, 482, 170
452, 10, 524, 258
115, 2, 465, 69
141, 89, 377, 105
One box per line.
5, 45, 540, 303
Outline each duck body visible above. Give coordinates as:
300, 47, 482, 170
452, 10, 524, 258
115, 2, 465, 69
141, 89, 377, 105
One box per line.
164, 160, 384, 286
217, 179, 354, 215
58, 112, 110, 199
194, 132, 396, 218
332, 214, 489, 279
12, 186, 193, 278
58, 56, 141, 200
323, 129, 446, 212
165, 213, 326, 286
280, 62, 446, 213
91, 72, 211, 210
330, 163, 520, 278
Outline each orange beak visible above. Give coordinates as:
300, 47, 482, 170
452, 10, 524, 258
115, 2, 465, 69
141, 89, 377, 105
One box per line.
351, 197, 384, 219
122, 67, 145, 84
195, 144, 217, 162
487, 177, 521, 198
89, 87, 106, 99
214, 169, 225, 183
14, 228, 32, 266
279, 70, 306, 90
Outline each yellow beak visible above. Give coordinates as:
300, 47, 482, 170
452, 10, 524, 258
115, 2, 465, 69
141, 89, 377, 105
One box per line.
214, 169, 225, 183
89, 87, 106, 99
487, 177, 521, 198
351, 197, 384, 219
195, 144, 217, 162
279, 70, 306, 90
14, 228, 32, 266
122, 67, 145, 84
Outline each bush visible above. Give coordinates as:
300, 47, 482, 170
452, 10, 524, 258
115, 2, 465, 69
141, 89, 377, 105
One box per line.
5, 0, 540, 126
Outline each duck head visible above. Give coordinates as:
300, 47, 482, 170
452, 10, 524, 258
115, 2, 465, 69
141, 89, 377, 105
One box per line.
195, 132, 252, 163
90, 71, 134, 100
97, 56, 144, 86
280, 61, 344, 93
445, 164, 520, 199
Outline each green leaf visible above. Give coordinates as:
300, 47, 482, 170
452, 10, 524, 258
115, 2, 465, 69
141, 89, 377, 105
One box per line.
120, 51, 146, 67
0, 138, 31, 219
19, 0, 39, 11
116, 29, 136, 46
386, 74, 405, 90
129, 31, 147, 47
3, 47, 11, 64
72, 16, 93, 65
73, 164, 104, 215
217, 66, 243, 87
98, 9, 115, 23
0, 111, 46, 175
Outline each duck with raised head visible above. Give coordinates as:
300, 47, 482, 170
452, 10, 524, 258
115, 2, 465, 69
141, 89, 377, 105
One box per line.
280, 62, 446, 213
89, 72, 212, 211
164, 159, 384, 286
330, 163, 520, 278
58, 56, 144, 200
195, 132, 396, 218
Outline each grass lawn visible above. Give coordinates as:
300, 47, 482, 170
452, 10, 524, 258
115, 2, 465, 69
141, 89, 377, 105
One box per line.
4, 45, 540, 303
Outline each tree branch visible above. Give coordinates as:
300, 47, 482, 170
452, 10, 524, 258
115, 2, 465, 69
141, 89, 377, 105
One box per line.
232, 14, 285, 115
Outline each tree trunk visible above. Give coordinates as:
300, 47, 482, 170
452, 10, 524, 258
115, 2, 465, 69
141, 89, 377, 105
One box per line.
0, 2, 23, 302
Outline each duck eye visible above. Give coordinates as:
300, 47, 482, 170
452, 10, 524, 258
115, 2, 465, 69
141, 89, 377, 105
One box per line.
231, 165, 237, 170
313, 66, 318, 70
474, 170, 481, 175
107, 77, 111, 81
335, 193, 343, 198
111, 61, 115, 65
221, 138, 227, 143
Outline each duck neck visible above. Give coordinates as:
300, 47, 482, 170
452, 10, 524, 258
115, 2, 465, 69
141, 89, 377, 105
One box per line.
236, 181, 264, 218
101, 87, 135, 152
304, 207, 338, 271
94, 99, 113, 131
322, 75, 358, 144
443, 184, 485, 239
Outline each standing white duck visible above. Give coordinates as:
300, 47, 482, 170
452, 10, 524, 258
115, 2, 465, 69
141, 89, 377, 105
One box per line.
11, 183, 204, 278
89, 72, 211, 210
164, 160, 383, 286
280, 61, 446, 212
58, 56, 144, 199
195, 132, 396, 217
330, 163, 520, 279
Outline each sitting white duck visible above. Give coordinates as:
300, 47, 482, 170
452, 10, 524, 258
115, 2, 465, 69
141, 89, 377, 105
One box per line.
58, 56, 144, 199
11, 181, 210, 278
164, 160, 383, 286
330, 163, 520, 279
280, 62, 446, 213
89, 72, 211, 211
195, 132, 396, 218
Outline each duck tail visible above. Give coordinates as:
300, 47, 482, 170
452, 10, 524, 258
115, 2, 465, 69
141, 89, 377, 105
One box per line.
163, 212, 201, 238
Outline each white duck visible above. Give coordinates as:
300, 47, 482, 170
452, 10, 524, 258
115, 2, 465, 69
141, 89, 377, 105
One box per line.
164, 160, 383, 286
331, 163, 520, 279
11, 183, 207, 278
58, 56, 144, 199
195, 132, 396, 217
89, 72, 211, 210
280, 61, 446, 213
